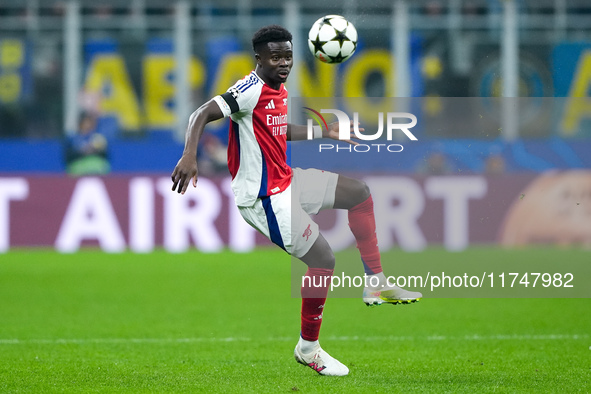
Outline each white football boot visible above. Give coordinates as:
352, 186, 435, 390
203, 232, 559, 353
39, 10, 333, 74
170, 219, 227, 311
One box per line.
294, 339, 349, 376
363, 274, 422, 306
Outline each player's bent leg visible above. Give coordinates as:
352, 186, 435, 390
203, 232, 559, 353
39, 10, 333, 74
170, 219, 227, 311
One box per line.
335, 175, 384, 277
295, 234, 348, 376
332, 175, 424, 306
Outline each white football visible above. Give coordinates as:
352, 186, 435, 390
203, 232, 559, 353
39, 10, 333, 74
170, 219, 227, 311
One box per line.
308, 15, 358, 64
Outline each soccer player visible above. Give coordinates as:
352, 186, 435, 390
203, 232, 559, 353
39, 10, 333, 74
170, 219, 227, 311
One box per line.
171, 25, 422, 376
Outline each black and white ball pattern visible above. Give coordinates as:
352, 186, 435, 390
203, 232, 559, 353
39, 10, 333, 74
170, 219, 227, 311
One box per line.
308, 15, 358, 64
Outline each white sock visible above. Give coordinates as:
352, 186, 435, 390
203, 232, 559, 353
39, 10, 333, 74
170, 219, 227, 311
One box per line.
298, 336, 319, 354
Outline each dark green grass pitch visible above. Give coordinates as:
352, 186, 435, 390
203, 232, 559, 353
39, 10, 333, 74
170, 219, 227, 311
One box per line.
0, 249, 589, 393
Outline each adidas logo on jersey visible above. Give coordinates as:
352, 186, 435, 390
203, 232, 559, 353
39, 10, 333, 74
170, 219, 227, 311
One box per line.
265, 100, 276, 110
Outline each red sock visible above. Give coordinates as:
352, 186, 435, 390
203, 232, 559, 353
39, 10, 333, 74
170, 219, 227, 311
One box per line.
348, 195, 383, 275
301, 267, 333, 341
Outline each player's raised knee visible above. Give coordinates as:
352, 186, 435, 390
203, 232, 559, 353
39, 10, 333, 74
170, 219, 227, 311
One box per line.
315, 247, 335, 270
356, 180, 371, 202
335, 176, 371, 209
302, 238, 335, 270
347, 178, 370, 206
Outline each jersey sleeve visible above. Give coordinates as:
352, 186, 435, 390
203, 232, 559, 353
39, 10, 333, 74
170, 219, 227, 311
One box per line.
212, 75, 261, 118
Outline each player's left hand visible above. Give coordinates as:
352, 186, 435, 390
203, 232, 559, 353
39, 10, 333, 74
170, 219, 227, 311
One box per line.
326, 120, 363, 146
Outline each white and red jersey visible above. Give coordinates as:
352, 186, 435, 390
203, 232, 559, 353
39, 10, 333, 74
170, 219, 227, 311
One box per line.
213, 71, 292, 207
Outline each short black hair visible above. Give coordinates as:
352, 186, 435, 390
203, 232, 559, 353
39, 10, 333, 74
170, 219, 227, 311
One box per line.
251, 25, 292, 53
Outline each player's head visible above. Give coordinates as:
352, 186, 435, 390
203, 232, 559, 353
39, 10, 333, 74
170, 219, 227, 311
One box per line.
252, 25, 293, 89
252, 25, 292, 53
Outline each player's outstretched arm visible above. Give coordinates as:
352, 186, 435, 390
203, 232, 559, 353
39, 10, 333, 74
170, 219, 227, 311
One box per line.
287, 121, 361, 145
171, 100, 224, 194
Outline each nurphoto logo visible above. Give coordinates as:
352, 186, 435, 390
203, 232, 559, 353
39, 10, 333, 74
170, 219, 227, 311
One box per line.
304, 108, 418, 153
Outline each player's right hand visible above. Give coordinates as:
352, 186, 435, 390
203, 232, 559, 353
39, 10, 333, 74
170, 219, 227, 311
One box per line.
326, 119, 362, 146
171, 154, 198, 195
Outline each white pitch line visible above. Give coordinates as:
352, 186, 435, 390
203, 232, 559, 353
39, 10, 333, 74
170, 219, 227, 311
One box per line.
0, 337, 252, 345
0, 334, 587, 345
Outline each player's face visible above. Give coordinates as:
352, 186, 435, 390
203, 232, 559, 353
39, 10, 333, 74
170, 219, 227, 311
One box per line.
256, 41, 293, 89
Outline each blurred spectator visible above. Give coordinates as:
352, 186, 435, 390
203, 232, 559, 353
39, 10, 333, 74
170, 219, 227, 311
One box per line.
417, 152, 453, 175
93, 4, 113, 20
51, 1, 65, 16
462, 1, 481, 15
0, 104, 26, 137
424, 1, 444, 17
197, 133, 228, 176
65, 111, 110, 176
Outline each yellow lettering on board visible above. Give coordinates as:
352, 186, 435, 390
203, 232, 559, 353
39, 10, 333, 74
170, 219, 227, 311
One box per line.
342, 50, 394, 125
84, 55, 141, 130
0, 40, 24, 68
143, 56, 205, 128
211, 53, 254, 96
298, 61, 337, 109
0, 73, 20, 103
0, 40, 24, 103
561, 50, 591, 135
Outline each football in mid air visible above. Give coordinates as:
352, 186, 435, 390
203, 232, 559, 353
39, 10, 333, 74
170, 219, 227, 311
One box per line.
308, 15, 358, 64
